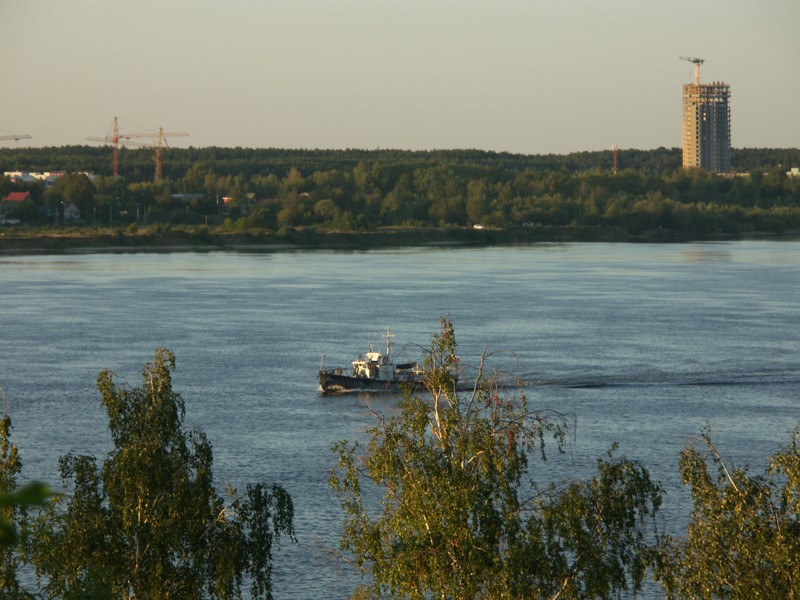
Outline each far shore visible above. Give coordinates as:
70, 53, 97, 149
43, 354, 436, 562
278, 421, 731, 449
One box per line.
1, 225, 797, 255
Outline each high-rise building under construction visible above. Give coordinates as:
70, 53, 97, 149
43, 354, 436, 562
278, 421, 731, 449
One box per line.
681, 57, 731, 172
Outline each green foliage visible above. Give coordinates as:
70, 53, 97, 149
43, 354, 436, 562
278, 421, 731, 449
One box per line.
656, 427, 800, 599
30, 348, 294, 599
195, 225, 211, 242
0, 412, 49, 599
44, 172, 95, 218
0, 418, 21, 541
330, 319, 662, 599
4, 147, 800, 234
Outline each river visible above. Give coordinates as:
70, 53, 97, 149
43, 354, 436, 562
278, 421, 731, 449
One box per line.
1, 241, 798, 598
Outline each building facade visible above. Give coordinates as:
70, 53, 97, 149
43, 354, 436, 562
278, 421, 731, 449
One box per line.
682, 82, 731, 172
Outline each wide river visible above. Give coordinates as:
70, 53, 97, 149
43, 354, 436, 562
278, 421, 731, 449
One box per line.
1, 241, 798, 598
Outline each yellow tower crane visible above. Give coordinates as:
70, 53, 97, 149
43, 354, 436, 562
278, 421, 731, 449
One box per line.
680, 56, 704, 85
123, 127, 189, 181
0, 133, 31, 143
88, 117, 188, 180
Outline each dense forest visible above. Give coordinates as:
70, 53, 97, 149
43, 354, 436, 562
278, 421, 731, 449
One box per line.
2, 145, 799, 238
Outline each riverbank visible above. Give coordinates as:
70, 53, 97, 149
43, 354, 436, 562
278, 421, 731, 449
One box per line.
0, 225, 796, 255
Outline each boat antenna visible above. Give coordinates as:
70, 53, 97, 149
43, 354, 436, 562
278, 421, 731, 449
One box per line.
384, 327, 394, 356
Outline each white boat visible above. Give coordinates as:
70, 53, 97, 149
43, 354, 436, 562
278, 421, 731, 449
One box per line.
318, 329, 425, 393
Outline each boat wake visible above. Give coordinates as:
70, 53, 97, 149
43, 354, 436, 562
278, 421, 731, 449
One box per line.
514, 366, 800, 390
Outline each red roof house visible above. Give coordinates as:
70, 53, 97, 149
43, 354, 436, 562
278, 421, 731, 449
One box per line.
1, 192, 31, 222
4, 191, 31, 202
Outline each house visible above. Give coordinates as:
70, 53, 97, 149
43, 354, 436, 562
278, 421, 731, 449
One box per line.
3, 172, 38, 184
4, 191, 31, 203
0, 191, 31, 223
3, 171, 93, 186
44, 172, 66, 188
64, 203, 81, 222
172, 193, 205, 203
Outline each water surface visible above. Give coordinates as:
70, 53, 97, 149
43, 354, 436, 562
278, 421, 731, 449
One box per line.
1, 241, 798, 598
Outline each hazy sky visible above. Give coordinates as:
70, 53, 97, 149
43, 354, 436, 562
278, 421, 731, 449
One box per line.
2, 0, 798, 154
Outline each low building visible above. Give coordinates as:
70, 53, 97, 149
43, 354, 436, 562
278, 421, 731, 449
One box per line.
0, 191, 31, 223
3, 171, 94, 186
64, 203, 81, 222
3, 191, 31, 202
3, 172, 39, 184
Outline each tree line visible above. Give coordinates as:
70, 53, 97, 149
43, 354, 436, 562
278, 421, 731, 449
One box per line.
2, 321, 798, 598
2, 146, 800, 236
3, 145, 800, 179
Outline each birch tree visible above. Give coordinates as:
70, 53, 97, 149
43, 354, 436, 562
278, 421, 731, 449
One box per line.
31, 348, 294, 600
330, 319, 662, 599
656, 427, 800, 598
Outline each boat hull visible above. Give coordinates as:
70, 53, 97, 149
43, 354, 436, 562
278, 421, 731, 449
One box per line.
318, 370, 424, 394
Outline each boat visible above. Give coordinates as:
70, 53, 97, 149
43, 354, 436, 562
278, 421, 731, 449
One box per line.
318, 329, 426, 393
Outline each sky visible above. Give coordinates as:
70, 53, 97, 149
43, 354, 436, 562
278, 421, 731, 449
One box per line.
2, 0, 798, 155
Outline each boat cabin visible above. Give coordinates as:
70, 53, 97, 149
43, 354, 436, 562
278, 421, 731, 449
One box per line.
352, 344, 393, 380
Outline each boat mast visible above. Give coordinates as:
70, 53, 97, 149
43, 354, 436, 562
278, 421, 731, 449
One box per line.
384, 328, 394, 356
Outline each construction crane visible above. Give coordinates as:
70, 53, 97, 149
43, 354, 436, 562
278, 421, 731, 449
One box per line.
87, 116, 161, 177
680, 56, 704, 85
0, 133, 32, 143
88, 117, 188, 180
127, 127, 189, 181
612, 145, 619, 175
87, 117, 124, 176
